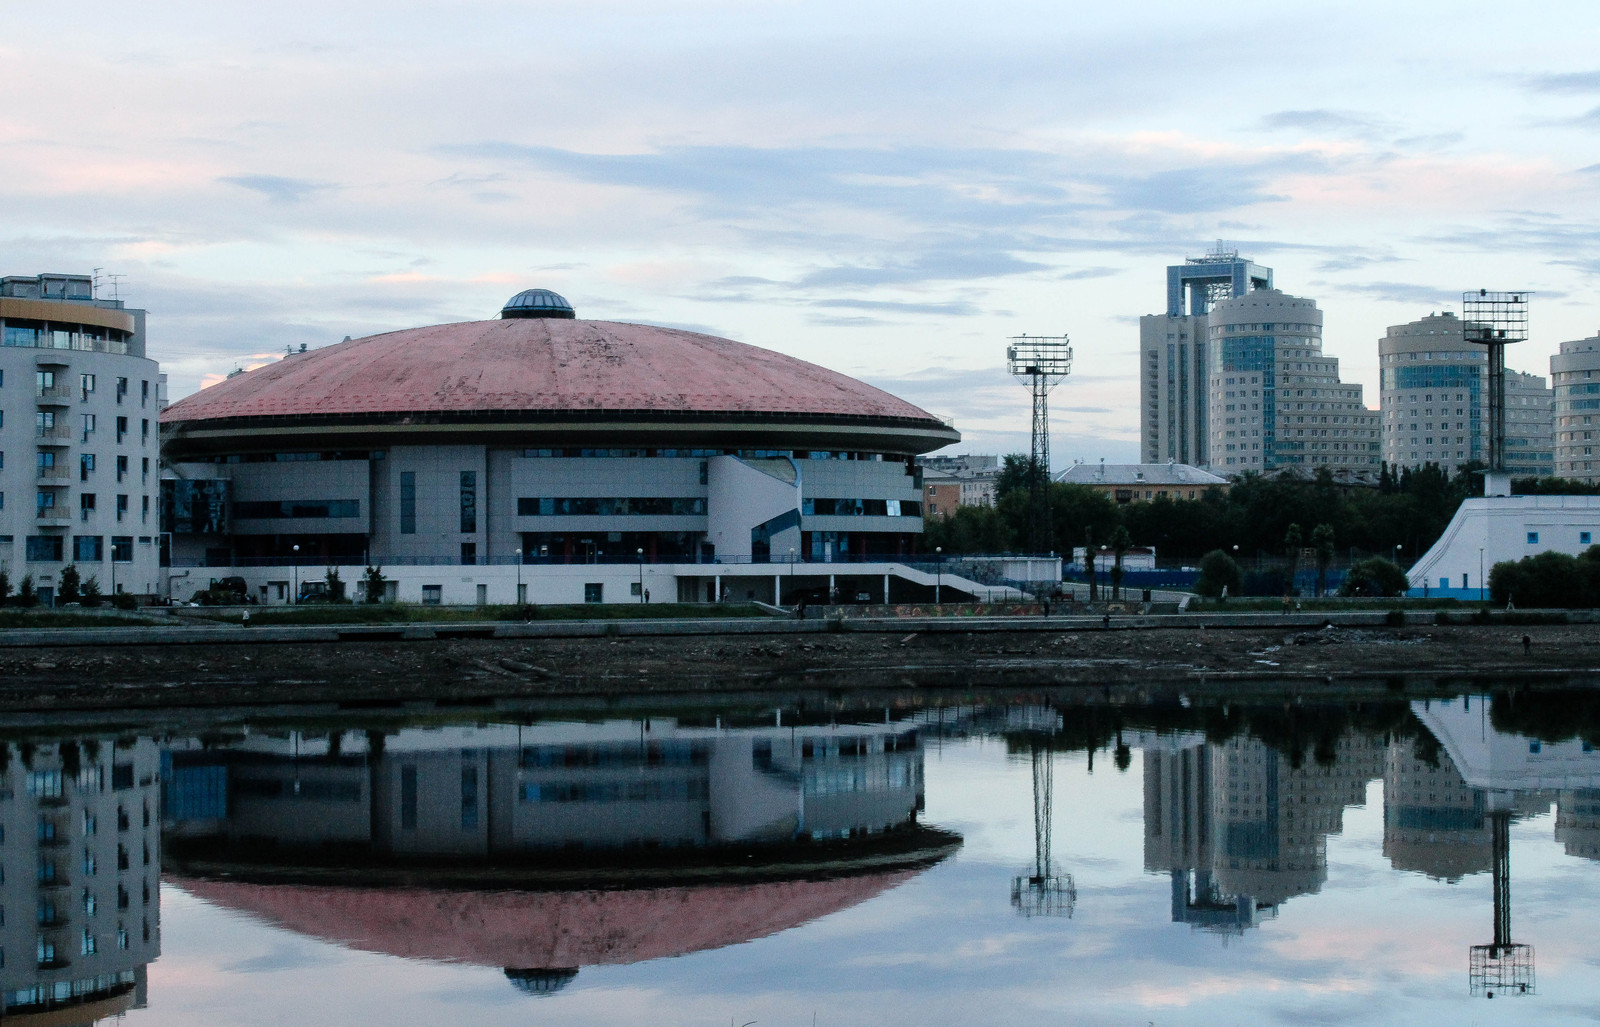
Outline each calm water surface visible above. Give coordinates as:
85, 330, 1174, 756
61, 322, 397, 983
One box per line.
7, 690, 1600, 1025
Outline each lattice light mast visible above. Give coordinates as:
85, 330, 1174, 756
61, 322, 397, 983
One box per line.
1462, 290, 1530, 473
1006, 335, 1072, 554
1011, 742, 1076, 918
1469, 811, 1535, 998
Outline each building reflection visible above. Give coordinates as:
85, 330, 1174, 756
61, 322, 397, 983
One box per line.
162, 718, 956, 989
0, 737, 161, 1022
1143, 731, 1384, 934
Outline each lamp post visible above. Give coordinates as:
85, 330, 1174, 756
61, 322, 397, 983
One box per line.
515, 547, 522, 605
637, 547, 645, 604
291, 544, 300, 605
1479, 546, 1485, 603
935, 546, 942, 604
788, 546, 795, 604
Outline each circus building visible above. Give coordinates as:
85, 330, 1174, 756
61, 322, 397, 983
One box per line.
161, 719, 959, 991
159, 290, 974, 605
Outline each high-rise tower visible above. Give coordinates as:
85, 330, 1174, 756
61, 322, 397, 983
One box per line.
1140, 246, 1272, 465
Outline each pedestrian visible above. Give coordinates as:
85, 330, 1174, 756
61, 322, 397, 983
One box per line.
1522, 634, 1532, 655
242, 609, 250, 628
643, 588, 650, 604
1102, 612, 1111, 630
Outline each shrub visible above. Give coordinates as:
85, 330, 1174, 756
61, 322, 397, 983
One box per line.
1489, 548, 1600, 608
58, 565, 81, 605
17, 575, 38, 608
1196, 550, 1242, 598
1341, 557, 1410, 598
111, 593, 138, 611
80, 576, 104, 607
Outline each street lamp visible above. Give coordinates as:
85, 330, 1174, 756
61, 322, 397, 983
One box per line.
637, 547, 645, 604
787, 546, 795, 605
291, 544, 300, 605
1479, 546, 1485, 602
515, 547, 523, 605
935, 546, 942, 604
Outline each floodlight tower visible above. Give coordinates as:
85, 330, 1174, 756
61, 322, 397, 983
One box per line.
1469, 810, 1535, 998
1462, 290, 1530, 474
1011, 741, 1076, 918
1006, 334, 1072, 554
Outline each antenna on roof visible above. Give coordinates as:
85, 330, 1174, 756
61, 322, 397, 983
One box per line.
91, 267, 103, 298
105, 274, 125, 301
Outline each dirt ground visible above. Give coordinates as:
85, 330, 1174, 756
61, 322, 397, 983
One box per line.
0, 621, 1596, 711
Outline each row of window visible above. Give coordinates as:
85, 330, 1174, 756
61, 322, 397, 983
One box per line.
0, 321, 132, 354
26, 411, 150, 443
233, 500, 360, 519
32, 492, 147, 522
23, 536, 149, 562
517, 497, 709, 517
29, 371, 150, 405
518, 448, 897, 461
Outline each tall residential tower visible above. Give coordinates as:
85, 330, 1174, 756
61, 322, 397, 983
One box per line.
1205, 288, 1380, 473
1140, 247, 1273, 466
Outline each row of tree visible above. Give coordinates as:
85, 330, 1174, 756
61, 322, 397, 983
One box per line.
0, 566, 135, 609
925, 457, 1600, 568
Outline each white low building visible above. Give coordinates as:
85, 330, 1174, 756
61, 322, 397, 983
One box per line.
1406, 488, 1600, 599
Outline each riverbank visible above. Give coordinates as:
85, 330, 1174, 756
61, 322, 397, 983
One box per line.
1, 617, 1596, 711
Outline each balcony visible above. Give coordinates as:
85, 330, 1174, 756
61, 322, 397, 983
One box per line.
36, 384, 73, 402
35, 507, 71, 522
35, 425, 71, 441
36, 466, 70, 481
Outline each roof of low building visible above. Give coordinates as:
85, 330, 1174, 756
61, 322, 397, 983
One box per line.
1055, 462, 1228, 487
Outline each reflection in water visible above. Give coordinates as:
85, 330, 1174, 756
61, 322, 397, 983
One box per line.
10, 687, 1600, 1021
0, 738, 161, 1021
161, 718, 956, 990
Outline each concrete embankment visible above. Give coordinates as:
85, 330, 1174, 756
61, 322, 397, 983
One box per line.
0, 608, 1589, 649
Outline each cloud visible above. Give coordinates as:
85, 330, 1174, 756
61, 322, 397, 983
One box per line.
218, 175, 331, 203
1328, 281, 1459, 305
799, 253, 1048, 288
1259, 109, 1389, 135
812, 297, 981, 316
1059, 266, 1121, 281
1524, 69, 1600, 93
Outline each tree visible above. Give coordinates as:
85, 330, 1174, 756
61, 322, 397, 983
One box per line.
17, 575, 37, 608
1109, 525, 1133, 601
1283, 523, 1304, 595
324, 566, 346, 602
1311, 523, 1335, 597
80, 576, 104, 607
58, 564, 81, 605
0, 570, 10, 607
1340, 558, 1409, 598
362, 565, 386, 603
1196, 549, 1242, 599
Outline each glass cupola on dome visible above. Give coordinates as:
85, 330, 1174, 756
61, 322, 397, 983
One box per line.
501, 289, 576, 319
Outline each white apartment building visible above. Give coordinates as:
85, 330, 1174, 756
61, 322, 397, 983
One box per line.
1551, 332, 1600, 482
0, 273, 162, 603
1206, 288, 1379, 474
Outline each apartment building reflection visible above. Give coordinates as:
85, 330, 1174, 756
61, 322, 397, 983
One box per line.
1143, 731, 1383, 933
163, 719, 952, 987
0, 737, 161, 1022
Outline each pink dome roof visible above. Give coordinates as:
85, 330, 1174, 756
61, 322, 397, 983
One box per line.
162, 319, 944, 426
170, 871, 922, 968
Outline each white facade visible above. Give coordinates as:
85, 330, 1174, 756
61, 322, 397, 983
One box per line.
0, 737, 160, 1019
1405, 494, 1600, 598
1140, 313, 1210, 465
1551, 332, 1600, 482
0, 274, 162, 603
1205, 288, 1379, 474
1379, 312, 1553, 476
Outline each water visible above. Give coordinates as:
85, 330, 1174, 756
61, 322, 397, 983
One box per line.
6, 689, 1600, 1025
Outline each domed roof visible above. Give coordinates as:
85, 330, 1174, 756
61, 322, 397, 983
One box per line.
168, 870, 924, 970
161, 318, 952, 435
502, 289, 575, 319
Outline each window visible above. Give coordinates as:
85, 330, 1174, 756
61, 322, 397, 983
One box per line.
80, 453, 94, 481
116, 494, 128, 522
460, 542, 477, 565
116, 377, 127, 402
141, 379, 149, 405
141, 457, 148, 483
112, 537, 132, 563
421, 584, 441, 605
1583, 532, 1593, 545
80, 373, 95, 399
80, 493, 96, 522
115, 416, 127, 443
25, 536, 62, 562
1528, 532, 1540, 544
74, 536, 102, 562
399, 472, 416, 534
141, 418, 148, 442
460, 471, 477, 533
81, 413, 95, 437
116, 455, 127, 481
584, 582, 603, 603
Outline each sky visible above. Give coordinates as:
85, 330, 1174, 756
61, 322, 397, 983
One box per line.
5, 0, 1600, 467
